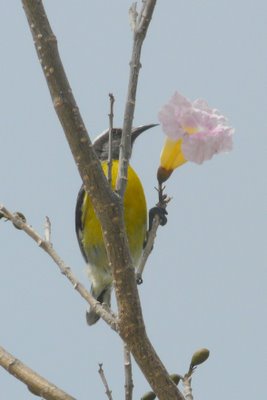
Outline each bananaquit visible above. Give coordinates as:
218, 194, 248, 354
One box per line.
75, 125, 156, 325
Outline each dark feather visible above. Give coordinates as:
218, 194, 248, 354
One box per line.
75, 186, 88, 262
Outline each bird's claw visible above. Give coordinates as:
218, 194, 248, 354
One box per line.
149, 206, 168, 231
136, 274, 143, 285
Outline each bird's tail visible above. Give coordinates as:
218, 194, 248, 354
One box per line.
86, 284, 112, 325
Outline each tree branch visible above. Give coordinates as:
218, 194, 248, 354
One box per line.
20, 1, 183, 398
136, 215, 160, 283
98, 364, 113, 400
108, 93, 115, 185
124, 343, 134, 400
21, 0, 114, 213
116, 0, 157, 196
0, 346, 75, 400
0, 206, 117, 330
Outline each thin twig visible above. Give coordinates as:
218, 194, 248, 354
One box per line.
116, 0, 157, 197
129, 3, 138, 31
182, 374, 193, 400
98, 364, 113, 400
108, 93, 115, 185
136, 182, 170, 283
0, 205, 117, 330
44, 216, 51, 242
124, 343, 134, 400
136, 215, 160, 283
0, 346, 76, 400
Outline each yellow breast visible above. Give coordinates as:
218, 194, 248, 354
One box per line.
81, 161, 147, 270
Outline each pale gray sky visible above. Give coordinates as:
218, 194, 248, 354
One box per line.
1, 1, 266, 399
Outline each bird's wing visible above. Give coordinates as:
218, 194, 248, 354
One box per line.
75, 185, 88, 262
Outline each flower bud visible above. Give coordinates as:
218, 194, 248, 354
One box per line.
170, 373, 181, 386
141, 391, 156, 400
190, 348, 210, 368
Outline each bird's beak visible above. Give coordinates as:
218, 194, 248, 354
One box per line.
93, 124, 158, 161
131, 124, 159, 145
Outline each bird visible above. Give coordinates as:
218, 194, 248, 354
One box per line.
75, 124, 157, 325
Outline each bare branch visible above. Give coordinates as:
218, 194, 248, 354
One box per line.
116, 0, 157, 196
124, 343, 134, 400
0, 205, 117, 330
0, 346, 75, 400
108, 93, 115, 185
98, 364, 113, 400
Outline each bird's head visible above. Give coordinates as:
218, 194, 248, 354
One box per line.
93, 124, 158, 161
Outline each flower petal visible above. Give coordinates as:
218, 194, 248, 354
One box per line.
182, 127, 233, 164
158, 91, 192, 140
160, 138, 187, 170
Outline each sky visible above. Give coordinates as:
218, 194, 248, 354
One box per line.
1, 1, 266, 399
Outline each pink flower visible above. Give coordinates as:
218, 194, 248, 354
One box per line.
157, 92, 234, 182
